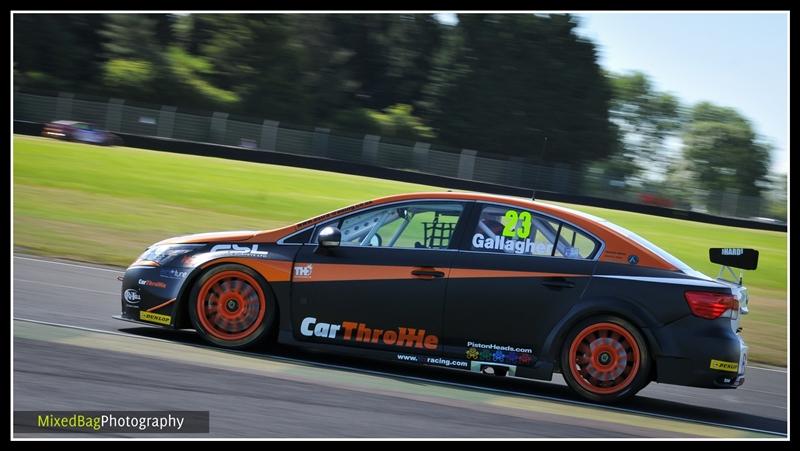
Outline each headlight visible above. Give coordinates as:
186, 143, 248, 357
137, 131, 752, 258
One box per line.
132, 244, 205, 267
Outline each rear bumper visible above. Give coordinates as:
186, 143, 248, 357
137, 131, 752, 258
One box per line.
652, 316, 747, 389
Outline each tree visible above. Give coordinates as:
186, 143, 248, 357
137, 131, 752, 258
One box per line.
682, 102, 771, 197
607, 71, 683, 180
14, 14, 106, 92
422, 14, 616, 168
193, 14, 313, 122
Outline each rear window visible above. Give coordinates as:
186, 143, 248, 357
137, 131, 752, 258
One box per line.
601, 221, 693, 272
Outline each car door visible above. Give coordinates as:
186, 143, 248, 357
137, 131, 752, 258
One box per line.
290, 200, 473, 357
442, 202, 601, 370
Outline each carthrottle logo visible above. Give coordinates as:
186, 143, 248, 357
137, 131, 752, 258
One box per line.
123, 289, 141, 304
300, 317, 439, 350
209, 244, 269, 256
138, 279, 167, 289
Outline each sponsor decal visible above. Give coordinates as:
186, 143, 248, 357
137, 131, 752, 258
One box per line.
138, 279, 167, 289
123, 289, 141, 305
294, 201, 373, 229
425, 356, 469, 368
465, 341, 535, 365
160, 269, 189, 280
300, 317, 439, 350
209, 244, 269, 256
721, 248, 744, 256
396, 354, 419, 363
628, 254, 639, 265
472, 233, 553, 255
139, 311, 171, 325
501, 209, 533, 239
293, 264, 313, 278
710, 359, 739, 372
395, 354, 469, 368
603, 250, 627, 261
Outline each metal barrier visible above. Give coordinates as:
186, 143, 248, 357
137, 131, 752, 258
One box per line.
13, 91, 784, 226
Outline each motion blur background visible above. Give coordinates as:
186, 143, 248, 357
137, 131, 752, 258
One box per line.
12, 12, 788, 222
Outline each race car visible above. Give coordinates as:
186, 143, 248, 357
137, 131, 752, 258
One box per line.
41, 120, 123, 146
114, 192, 757, 403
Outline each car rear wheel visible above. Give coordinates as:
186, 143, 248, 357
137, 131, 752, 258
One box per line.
560, 315, 651, 403
189, 264, 275, 349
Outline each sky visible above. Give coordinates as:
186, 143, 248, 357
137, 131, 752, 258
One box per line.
435, 12, 789, 175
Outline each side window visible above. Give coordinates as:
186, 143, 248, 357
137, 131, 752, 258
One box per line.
314, 202, 465, 249
469, 204, 599, 259
556, 224, 598, 259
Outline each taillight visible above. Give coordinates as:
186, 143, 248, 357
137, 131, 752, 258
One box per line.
684, 291, 739, 319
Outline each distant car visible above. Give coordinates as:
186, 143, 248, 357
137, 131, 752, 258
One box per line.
639, 193, 674, 208
41, 120, 123, 146
115, 191, 757, 403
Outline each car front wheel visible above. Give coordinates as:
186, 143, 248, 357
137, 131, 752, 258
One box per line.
188, 264, 276, 349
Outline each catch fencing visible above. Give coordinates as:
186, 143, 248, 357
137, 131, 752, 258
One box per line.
13, 90, 781, 225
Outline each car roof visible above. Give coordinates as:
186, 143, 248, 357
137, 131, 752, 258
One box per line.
249, 191, 676, 271
51, 120, 86, 126
154, 190, 677, 272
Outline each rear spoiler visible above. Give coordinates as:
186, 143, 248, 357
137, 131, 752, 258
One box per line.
710, 248, 759, 285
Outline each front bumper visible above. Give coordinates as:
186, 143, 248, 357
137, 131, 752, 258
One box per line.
119, 265, 187, 328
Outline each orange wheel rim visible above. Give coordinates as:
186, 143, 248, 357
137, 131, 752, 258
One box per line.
196, 271, 266, 341
568, 322, 641, 395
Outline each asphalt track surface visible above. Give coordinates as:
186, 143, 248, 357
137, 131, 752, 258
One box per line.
12, 255, 788, 438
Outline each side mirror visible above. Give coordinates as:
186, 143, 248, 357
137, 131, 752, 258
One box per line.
318, 226, 341, 248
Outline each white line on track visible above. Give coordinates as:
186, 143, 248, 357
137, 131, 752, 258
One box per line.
746, 366, 788, 374
14, 256, 124, 274
13, 254, 787, 374
14, 279, 119, 296
12, 316, 786, 437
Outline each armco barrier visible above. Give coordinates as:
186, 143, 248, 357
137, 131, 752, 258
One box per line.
14, 120, 786, 232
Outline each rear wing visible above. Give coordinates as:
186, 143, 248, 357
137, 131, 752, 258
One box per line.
710, 248, 759, 285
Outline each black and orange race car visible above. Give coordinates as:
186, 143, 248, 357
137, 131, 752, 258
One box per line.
114, 192, 758, 403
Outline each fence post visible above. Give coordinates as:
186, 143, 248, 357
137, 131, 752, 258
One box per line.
157, 106, 176, 138
210, 112, 228, 144
554, 163, 569, 193
260, 120, 279, 151
509, 156, 526, 187
362, 135, 380, 165
412, 142, 430, 171
56, 92, 74, 120
723, 188, 740, 217
458, 149, 477, 180
105, 98, 124, 132
312, 127, 330, 157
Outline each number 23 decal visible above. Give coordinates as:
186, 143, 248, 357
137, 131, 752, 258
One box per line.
502, 210, 532, 239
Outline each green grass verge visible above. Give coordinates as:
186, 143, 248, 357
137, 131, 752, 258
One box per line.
13, 135, 787, 366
